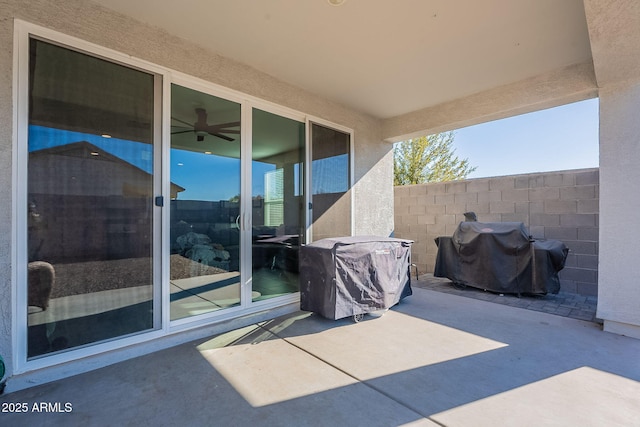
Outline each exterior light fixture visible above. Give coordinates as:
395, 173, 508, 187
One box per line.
101, 134, 112, 138
328, 0, 346, 5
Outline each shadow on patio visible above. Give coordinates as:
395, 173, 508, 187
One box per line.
2, 287, 638, 426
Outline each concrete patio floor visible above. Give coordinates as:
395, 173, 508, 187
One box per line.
1, 287, 639, 426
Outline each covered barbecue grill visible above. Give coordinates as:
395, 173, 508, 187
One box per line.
434, 222, 568, 295
300, 236, 413, 320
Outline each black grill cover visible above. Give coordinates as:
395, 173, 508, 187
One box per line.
300, 236, 413, 320
434, 222, 568, 295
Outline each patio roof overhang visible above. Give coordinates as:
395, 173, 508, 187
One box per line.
92, 0, 636, 141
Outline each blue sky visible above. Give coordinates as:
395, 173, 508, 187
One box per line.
451, 98, 599, 178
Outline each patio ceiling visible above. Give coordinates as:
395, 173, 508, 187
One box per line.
96, 0, 593, 120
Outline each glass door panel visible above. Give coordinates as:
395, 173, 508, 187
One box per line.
27, 39, 157, 358
310, 123, 352, 240
251, 109, 305, 301
170, 84, 242, 320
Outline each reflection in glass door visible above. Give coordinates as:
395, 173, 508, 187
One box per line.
169, 84, 242, 320
26, 39, 157, 358
310, 123, 352, 241
251, 109, 305, 301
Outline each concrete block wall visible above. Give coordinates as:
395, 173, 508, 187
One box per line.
394, 168, 599, 296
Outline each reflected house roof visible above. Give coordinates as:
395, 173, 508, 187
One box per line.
29, 141, 185, 199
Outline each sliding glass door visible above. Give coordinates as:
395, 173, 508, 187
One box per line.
251, 109, 305, 301
170, 89, 307, 318
26, 39, 158, 358
309, 123, 352, 241
19, 27, 355, 370
169, 84, 242, 320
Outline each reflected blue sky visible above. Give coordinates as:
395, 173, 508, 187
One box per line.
29, 125, 153, 172
29, 125, 279, 202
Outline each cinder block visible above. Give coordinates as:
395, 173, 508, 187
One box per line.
560, 185, 596, 201
575, 282, 598, 297
544, 199, 577, 214
559, 267, 597, 284
577, 227, 599, 241
528, 200, 544, 214
515, 201, 530, 213
437, 214, 457, 224
394, 186, 410, 197
478, 191, 502, 203
394, 222, 410, 235
426, 223, 447, 236
563, 253, 578, 268
560, 213, 597, 227
408, 185, 428, 196
545, 226, 578, 240
466, 179, 490, 192
528, 175, 545, 188
425, 204, 447, 214
445, 203, 467, 214
480, 213, 502, 222
577, 254, 599, 270
408, 204, 426, 215
465, 202, 490, 214
530, 213, 560, 226
501, 188, 530, 201
515, 176, 530, 189
396, 196, 414, 210
454, 192, 478, 204
577, 199, 599, 214
434, 194, 455, 205
489, 200, 515, 214
417, 214, 436, 225
394, 203, 410, 216
445, 181, 467, 194
409, 224, 427, 236
559, 279, 578, 294
544, 173, 575, 187
529, 187, 560, 200
501, 213, 529, 223
425, 183, 447, 195
489, 177, 515, 191
575, 169, 599, 186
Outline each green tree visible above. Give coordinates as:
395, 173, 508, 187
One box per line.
393, 131, 476, 185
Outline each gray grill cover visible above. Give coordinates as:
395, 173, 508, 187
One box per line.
300, 236, 413, 320
434, 222, 568, 295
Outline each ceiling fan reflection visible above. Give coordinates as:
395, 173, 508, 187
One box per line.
171, 108, 240, 142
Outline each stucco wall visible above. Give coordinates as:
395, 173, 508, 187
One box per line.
0, 0, 392, 378
597, 81, 640, 336
584, 0, 640, 339
394, 168, 599, 296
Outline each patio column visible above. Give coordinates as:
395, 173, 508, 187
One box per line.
597, 83, 640, 339
585, 0, 640, 338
